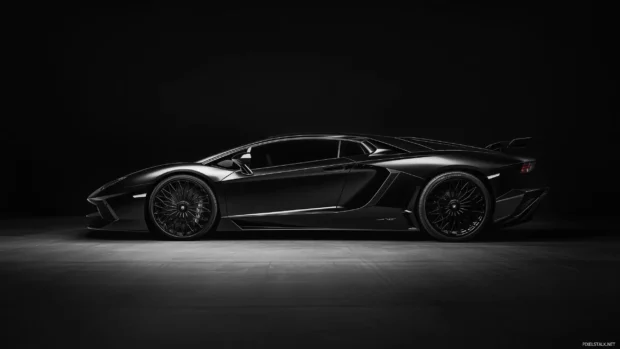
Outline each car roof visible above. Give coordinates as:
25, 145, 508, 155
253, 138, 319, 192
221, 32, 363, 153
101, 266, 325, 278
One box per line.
265, 132, 399, 143
266, 133, 363, 140
197, 132, 489, 164
267, 133, 491, 151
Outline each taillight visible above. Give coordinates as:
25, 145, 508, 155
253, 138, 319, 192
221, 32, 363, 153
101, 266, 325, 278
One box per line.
520, 162, 535, 174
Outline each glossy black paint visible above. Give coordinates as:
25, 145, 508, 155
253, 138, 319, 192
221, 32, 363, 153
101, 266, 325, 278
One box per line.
221, 157, 353, 216
86, 133, 548, 234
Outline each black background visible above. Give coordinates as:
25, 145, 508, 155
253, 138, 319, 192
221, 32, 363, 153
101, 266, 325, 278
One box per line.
3, 3, 617, 218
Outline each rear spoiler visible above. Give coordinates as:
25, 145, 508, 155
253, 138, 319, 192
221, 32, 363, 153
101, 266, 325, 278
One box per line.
485, 137, 532, 152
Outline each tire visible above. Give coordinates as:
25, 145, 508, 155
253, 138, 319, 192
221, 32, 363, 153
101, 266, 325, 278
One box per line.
417, 171, 492, 242
146, 174, 219, 240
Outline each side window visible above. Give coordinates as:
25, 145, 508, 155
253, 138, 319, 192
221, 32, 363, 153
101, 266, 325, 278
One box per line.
339, 141, 367, 158
250, 139, 339, 169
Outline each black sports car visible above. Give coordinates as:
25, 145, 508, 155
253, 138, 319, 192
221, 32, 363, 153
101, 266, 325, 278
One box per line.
86, 134, 548, 241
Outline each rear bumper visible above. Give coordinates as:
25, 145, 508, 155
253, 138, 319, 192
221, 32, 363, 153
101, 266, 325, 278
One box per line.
493, 187, 549, 227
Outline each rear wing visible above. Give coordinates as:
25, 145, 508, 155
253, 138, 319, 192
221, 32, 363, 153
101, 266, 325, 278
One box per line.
485, 137, 532, 152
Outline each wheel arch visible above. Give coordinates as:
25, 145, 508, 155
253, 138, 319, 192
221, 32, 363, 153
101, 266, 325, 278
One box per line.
150, 169, 220, 196
423, 165, 495, 198
144, 171, 223, 239
145, 170, 226, 217
412, 165, 496, 224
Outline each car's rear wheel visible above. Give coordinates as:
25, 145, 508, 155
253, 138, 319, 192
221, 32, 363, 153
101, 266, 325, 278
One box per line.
146, 175, 218, 240
417, 171, 492, 242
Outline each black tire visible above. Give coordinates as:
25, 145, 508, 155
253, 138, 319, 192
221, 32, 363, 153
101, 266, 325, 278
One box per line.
146, 174, 218, 240
417, 171, 492, 242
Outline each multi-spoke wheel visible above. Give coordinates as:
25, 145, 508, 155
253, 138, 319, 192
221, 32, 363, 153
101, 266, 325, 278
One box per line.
146, 175, 218, 240
417, 171, 492, 242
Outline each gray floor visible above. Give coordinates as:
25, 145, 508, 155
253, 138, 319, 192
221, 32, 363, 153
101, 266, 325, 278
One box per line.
1, 217, 619, 348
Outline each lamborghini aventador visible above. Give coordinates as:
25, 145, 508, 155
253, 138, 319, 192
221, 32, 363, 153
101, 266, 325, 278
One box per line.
86, 134, 548, 241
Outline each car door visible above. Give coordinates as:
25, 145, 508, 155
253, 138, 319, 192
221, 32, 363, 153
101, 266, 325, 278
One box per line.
221, 138, 354, 216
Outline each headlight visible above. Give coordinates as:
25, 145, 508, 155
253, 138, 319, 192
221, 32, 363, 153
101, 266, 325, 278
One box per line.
100, 176, 127, 191
89, 176, 127, 199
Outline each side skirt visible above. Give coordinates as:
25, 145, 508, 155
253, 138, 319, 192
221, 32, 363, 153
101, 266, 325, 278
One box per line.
216, 206, 418, 232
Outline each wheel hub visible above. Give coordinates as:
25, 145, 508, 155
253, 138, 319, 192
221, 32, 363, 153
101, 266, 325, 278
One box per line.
177, 201, 189, 212
448, 199, 460, 212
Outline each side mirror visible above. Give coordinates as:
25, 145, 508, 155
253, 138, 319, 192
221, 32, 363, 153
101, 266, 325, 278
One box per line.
231, 151, 252, 175
232, 153, 254, 176
232, 159, 253, 175
216, 159, 235, 168
239, 152, 251, 166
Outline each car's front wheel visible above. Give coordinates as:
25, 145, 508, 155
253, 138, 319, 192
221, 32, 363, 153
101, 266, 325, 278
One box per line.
146, 174, 218, 240
417, 171, 492, 242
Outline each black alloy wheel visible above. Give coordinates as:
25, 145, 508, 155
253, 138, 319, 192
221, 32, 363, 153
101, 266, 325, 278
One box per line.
147, 175, 218, 240
418, 171, 492, 242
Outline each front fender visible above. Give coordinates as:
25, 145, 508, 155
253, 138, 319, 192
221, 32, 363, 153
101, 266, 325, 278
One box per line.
86, 163, 237, 232
125, 163, 234, 186
90, 163, 235, 199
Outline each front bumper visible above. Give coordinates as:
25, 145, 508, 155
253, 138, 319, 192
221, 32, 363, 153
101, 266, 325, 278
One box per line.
86, 192, 149, 232
493, 187, 549, 227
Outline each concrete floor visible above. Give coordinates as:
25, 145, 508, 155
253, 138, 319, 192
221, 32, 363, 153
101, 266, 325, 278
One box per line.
1, 217, 619, 349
